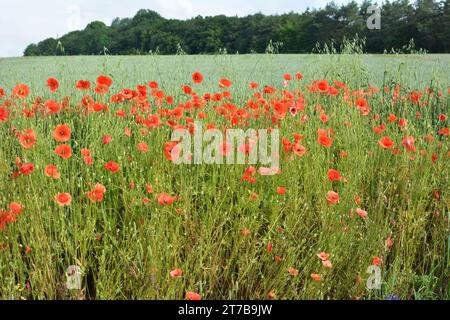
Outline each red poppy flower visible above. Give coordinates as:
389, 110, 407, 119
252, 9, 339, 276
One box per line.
387, 114, 397, 122
9, 202, 24, 215
327, 169, 341, 181
326, 191, 340, 204
249, 82, 259, 89
356, 208, 368, 218
55, 193, 72, 206
87, 184, 106, 203
318, 135, 332, 147
148, 81, 158, 89
316, 80, 329, 92
157, 193, 177, 206
102, 135, 112, 145
95, 84, 109, 94
76, 80, 90, 90
45, 100, 61, 114
18, 129, 36, 149
52, 124, 71, 142
47, 78, 59, 92
104, 161, 120, 173
192, 72, 203, 84
219, 78, 232, 88
355, 98, 367, 109
378, 136, 394, 149
292, 143, 306, 156
44, 165, 60, 179
401, 136, 416, 152
310, 273, 321, 282
182, 85, 192, 95
164, 142, 181, 161
97, 75, 112, 87
322, 260, 333, 268
277, 187, 286, 195
169, 268, 183, 278
267, 241, 273, 253
55, 144, 72, 159
12, 84, 30, 99
268, 290, 276, 299
137, 142, 149, 153
186, 292, 201, 300
438, 127, 449, 136
372, 256, 382, 266
18, 163, 33, 175
317, 252, 330, 261
0, 107, 9, 122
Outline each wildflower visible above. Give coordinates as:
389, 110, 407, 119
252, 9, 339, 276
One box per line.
12, 84, 29, 99
104, 161, 120, 173
44, 165, 60, 179
372, 256, 382, 266
164, 142, 181, 161
327, 169, 341, 181
326, 191, 339, 204
87, 184, 106, 203
186, 292, 201, 300
19, 129, 36, 149
0, 107, 9, 122
292, 143, 307, 156
157, 193, 177, 206
318, 133, 333, 147
438, 127, 449, 136
355, 208, 368, 218
288, 267, 299, 277
401, 136, 417, 153
97, 75, 112, 87
47, 78, 59, 92
170, 269, 183, 278
137, 142, 149, 153
317, 252, 330, 261
76, 80, 90, 90
9, 202, 24, 215
219, 78, 232, 88
317, 80, 329, 92
55, 193, 72, 206
378, 136, 394, 149
45, 100, 60, 114
55, 144, 72, 159
192, 72, 203, 84
310, 273, 321, 282
19, 163, 34, 175
52, 124, 71, 142
102, 135, 112, 145
267, 241, 273, 254
268, 290, 276, 299
322, 260, 333, 268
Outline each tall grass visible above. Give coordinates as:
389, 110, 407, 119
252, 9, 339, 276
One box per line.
0, 54, 448, 300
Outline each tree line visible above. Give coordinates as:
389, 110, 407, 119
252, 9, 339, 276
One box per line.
24, 0, 450, 56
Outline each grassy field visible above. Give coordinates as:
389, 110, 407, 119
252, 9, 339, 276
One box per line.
0, 54, 448, 300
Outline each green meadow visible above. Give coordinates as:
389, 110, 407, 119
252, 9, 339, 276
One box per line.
0, 54, 448, 300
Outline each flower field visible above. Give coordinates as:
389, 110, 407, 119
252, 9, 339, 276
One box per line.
0, 54, 448, 300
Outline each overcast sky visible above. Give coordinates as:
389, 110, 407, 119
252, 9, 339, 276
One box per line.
0, 0, 357, 57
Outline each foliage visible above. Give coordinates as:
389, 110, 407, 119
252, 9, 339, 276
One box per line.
24, 1, 450, 56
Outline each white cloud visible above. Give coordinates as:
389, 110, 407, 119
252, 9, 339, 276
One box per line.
153, 0, 195, 19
